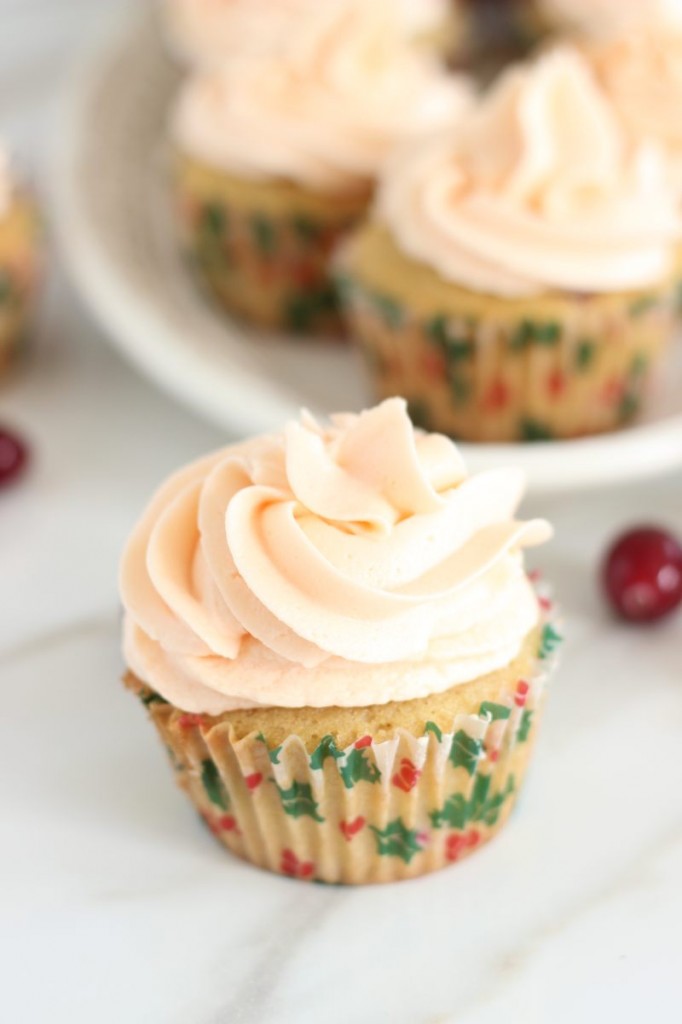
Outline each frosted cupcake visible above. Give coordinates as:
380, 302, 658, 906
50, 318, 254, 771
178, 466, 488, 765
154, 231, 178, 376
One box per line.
164, 0, 460, 68
120, 398, 559, 884
0, 152, 40, 377
339, 49, 680, 442
171, 0, 469, 335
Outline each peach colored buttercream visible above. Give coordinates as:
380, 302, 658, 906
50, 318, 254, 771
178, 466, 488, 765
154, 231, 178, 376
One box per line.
121, 399, 551, 713
378, 47, 680, 298
171, 0, 471, 194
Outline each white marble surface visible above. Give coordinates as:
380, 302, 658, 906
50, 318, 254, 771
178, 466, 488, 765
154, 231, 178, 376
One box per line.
1, 3, 682, 1022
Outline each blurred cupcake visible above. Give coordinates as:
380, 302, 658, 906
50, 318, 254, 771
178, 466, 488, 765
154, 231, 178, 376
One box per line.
539, 0, 668, 41
120, 397, 559, 884
339, 49, 680, 442
171, 0, 469, 335
164, 0, 461, 68
0, 151, 41, 378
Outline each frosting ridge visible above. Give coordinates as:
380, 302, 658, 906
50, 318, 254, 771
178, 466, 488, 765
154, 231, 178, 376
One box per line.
377, 47, 680, 297
172, 0, 470, 193
121, 399, 551, 713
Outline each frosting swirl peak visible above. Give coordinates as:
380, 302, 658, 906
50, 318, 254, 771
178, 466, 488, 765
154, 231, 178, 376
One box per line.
121, 399, 551, 713
378, 47, 680, 297
172, 0, 470, 193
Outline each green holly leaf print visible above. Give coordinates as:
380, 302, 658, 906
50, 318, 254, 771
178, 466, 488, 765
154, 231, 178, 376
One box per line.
618, 392, 640, 422
520, 418, 554, 442
629, 294, 657, 318
374, 294, 403, 329
575, 339, 596, 371
292, 214, 320, 243
251, 214, 276, 254
277, 781, 324, 822
430, 775, 515, 830
474, 775, 515, 827
369, 819, 425, 864
479, 701, 511, 722
517, 709, 533, 744
339, 748, 381, 789
630, 353, 648, 379
430, 793, 468, 830
449, 730, 483, 776
533, 321, 561, 346
539, 623, 562, 660
201, 760, 229, 810
309, 735, 343, 770
140, 690, 169, 708
201, 203, 226, 238
427, 316, 474, 361
450, 376, 472, 405
510, 319, 534, 351
424, 720, 443, 742
256, 732, 282, 765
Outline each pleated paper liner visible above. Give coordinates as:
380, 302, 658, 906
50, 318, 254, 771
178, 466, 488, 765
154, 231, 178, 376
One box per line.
174, 155, 370, 335
336, 231, 675, 442
128, 591, 561, 885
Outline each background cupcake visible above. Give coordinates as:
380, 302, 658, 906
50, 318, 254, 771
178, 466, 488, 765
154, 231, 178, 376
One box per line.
172, 0, 470, 335
339, 48, 680, 442
0, 150, 41, 377
120, 398, 557, 884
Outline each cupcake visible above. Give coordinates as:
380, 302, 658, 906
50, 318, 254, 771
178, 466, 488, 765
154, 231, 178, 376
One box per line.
171, 0, 470, 335
339, 49, 680, 442
164, 0, 460, 68
120, 397, 559, 884
0, 152, 40, 377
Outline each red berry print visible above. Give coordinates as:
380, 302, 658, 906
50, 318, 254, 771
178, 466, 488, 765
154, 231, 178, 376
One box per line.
602, 526, 682, 623
539, 596, 553, 613
290, 261, 319, 289
445, 829, 481, 862
178, 713, 207, 730
547, 369, 567, 398
421, 348, 447, 381
514, 680, 530, 707
0, 427, 29, 489
601, 376, 625, 406
245, 772, 263, 791
487, 748, 500, 764
281, 848, 315, 880
339, 816, 366, 841
482, 378, 510, 411
218, 815, 240, 835
354, 735, 372, 749
392, 757, 422, 793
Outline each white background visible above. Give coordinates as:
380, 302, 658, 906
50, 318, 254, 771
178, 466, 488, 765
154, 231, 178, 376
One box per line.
1, 3, 681, 1022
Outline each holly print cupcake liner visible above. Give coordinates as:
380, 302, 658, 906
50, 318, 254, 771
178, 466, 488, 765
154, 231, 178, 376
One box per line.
338, 265, 674, 443
175, 157, 370, 336
127, 595, 561, 885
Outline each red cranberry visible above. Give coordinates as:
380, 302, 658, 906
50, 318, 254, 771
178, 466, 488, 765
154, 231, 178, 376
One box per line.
602, 527, 682, 623
0, 427, 28, 488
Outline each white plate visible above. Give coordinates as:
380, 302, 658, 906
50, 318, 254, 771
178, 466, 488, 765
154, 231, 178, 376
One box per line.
53, 7, 682, 492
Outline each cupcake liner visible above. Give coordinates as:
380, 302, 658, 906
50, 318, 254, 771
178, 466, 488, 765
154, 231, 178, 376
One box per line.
338, 263, 675, 442
0, 195, 41, 376
129, 590, 561, 885
175, 159, 370, 335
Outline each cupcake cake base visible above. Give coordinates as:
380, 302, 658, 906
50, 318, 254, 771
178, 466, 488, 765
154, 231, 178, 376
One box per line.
126, 600, 561, 885
0, 195, 41, 376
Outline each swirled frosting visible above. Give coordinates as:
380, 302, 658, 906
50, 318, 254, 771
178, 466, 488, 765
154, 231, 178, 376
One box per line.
377, 47, 680, 297
591, 28, 682, 194
172, 0, 470, 193
541, 0, 682, 40
165, 0, 452, 67
121, 399, 551, 714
